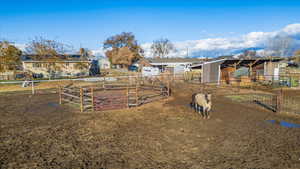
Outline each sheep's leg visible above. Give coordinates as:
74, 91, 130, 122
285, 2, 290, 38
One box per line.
197, 105, 202, 116
204, 108, 210, 119
199, 106, 204, 118
207, 108, 210, 119
203, 107, 207, 119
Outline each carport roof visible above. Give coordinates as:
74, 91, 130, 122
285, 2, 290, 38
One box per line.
221, 58, 284, 67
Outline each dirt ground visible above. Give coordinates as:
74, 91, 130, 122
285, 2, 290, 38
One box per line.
1, 83, 300, 169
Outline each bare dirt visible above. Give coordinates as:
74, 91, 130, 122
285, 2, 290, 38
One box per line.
1, 83, 300, 169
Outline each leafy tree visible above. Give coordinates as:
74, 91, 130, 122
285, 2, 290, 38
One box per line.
294, 50, 300, 63
103, 32, 143, 68
151, 38, 175, 58
0, 41, 22, 73
25, 37, 71, 60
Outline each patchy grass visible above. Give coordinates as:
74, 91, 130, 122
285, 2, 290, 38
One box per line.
225, 95, 253, 102
225, 94, 272, 103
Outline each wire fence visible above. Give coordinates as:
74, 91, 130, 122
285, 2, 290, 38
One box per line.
1, 73, 300, 115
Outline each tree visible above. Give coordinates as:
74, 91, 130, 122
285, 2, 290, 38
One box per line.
25, 37, 71, 60
151, 38, 175, 58
103, 32, 143, 68
0, 41, 22, 73
294, 50, 300, 63
266, 35, 294, 57
108, 46, 136, 66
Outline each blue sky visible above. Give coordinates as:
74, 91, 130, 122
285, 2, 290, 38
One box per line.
1, 0, 300, 52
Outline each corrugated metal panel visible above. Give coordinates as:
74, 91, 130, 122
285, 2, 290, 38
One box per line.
202, 60, 225, 83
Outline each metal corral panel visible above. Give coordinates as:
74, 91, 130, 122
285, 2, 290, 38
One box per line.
264, 62, 279, 81
202, 59, 225, 83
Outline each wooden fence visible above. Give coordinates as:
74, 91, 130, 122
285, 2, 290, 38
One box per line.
58, 79, 170, 112
59, 86, 93, 112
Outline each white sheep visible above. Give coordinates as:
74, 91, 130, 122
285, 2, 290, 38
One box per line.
191, 93, 212, 119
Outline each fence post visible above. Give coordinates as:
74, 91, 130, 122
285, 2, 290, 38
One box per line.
59, 86, 62, 104
136, 82, 139, 106
102, 77, 105, 89
167, 79, 170, 97
276, 88, 283, 113
80, 88, 84, 112
91, 87, 94, 112
31, 81, 35, 95
126, 84, 129, 108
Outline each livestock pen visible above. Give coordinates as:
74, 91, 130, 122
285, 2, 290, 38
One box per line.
58, 78, 171, 112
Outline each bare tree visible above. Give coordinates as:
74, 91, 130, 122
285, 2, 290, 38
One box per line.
26, 37, 71, 60
266, 35, 294, 57
79, 47, 90, 60
151, 38, 175, 58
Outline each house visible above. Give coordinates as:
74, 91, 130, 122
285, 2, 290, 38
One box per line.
22, 60, 91, 78
146, 58, 204, 73
0, 71, 15, 80
98, 57, 111, 70
132, 58, 152, 71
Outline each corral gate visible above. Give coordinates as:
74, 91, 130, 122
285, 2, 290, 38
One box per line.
93, 92, 128, 111
253, 93, 279, 112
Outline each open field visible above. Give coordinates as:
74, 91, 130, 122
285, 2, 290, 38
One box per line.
1, 83, 300, 169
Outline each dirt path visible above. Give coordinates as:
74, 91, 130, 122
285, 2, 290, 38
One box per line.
0, 85, 300, 169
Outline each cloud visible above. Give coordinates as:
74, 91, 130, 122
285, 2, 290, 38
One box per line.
21, 23, 298, 58
139, 23, 300, 58
90, 48, 105, 57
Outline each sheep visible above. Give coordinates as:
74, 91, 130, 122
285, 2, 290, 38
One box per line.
191, 93, 212, 119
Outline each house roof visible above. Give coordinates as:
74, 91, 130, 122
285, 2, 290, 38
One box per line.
221, 58, 283, 67
22, 60, 91, 63
21, 54, 93, 61
190, 58, 285, 68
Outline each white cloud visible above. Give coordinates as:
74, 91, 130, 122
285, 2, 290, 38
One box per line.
139, 23, 300, 58
282, 24, 300, 35
17, 23, 299, 58
90, 48, 105, 57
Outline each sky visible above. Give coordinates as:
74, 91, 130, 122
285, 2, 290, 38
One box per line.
1, 0, 300, 56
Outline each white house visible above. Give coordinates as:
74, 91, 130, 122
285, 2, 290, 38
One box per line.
98, 57, 111, 69
147, 58, 203, 73
22, 60, 91, 78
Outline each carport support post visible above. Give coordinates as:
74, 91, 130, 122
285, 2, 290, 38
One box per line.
80, 88, 84, 112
